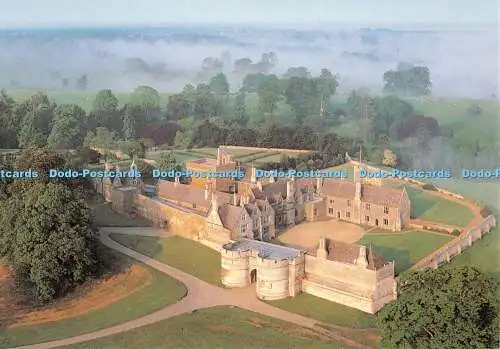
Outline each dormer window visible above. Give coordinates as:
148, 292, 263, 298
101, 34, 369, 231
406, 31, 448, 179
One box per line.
347, 200, 351, 207
365, 203, 370, 210
384, 206, 389, 214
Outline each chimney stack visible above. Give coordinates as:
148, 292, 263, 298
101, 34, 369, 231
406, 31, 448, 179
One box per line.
250, 167, 257, 183
356, 245, 368, 268
174, 176, 180, 187
233, 192, 238, 206
317, 237, 328, 259
211, 192, 218, 208
286, 180, 293, 199
316, 177, 322, 194
205, 184, 209, 200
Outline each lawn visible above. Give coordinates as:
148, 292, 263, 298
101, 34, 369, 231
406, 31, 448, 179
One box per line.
0, 247, 187, 348
89, 197, 153, 227
110, 234, 221, 286
390, 184, 474, 227
268, 294, 377, 329
357, 230, 453, 274
59, 306, 347, 349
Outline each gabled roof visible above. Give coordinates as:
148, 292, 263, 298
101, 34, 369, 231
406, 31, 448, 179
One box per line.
322, 180, 405, 207
157, 180, 236, 208
307, 238, 388, 270
218, 204, 246, 231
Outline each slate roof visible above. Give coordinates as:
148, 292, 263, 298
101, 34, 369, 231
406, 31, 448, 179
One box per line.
157, 180, 237, 208
322, 180, 404, 207
223, 238, 304, 260
218, 204, 245, 231
307, 238, 388, 270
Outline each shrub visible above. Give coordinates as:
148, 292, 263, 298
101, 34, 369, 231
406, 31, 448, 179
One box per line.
480, 206, 493, 218
451, 229, 461, 236
422, 183, 437, 191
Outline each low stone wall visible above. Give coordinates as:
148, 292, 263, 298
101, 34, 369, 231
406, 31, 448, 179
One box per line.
408, 221, 458, 234
411, 215, 496, 270
222, 145, 313, 154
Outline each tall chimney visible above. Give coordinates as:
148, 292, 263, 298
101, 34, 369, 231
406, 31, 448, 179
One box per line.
317, 237, 328, 259
356, 245, 368, 268
211, 192, 218, 208
354, 165, 361, 201
286, 180, 293, 199
250, 167, 257, 183
175, 176, 180, 187
233, 192, 238, 206
205, 184, 209, 200
316, 177, 322, 194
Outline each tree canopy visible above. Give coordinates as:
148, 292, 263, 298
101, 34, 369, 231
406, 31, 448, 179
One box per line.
378, 266, 499, 349
0, 183, 98, 303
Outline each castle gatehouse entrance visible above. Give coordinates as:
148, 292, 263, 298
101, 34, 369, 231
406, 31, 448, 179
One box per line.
250, 269, 257, 283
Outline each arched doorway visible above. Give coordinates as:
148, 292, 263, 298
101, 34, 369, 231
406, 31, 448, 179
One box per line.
250, 269, 257, 283
375, 219, 379, 226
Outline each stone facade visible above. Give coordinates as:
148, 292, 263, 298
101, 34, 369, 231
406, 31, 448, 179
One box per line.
221, 237, 396, 313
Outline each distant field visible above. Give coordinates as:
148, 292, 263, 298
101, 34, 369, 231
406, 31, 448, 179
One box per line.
357, 230, 453, 274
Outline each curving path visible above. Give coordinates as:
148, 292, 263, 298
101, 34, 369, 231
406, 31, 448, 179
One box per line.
10, 229, 373, 349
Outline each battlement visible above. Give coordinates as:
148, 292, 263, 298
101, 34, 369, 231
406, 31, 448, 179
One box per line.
256, 257, 291, 268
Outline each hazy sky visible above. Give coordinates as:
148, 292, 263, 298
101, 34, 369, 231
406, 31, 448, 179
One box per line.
0, 0, 497, 28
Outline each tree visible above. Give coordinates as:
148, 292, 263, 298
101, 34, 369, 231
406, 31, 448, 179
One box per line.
122, 104, 142, 139
141, 122, 180, 147
0, 183, 98, 303
315, 68, 339, 119
284, 77, 319, 125
0, 89, 18, 148
17, 92, 55, 148
381, 148, 398, 167
90, 89, 121, 133
352, 95, 376, 145
118, 139, 145, 160
257, 75, 282, 118
193, 84, 220, 119
47, 104, 87, 149
209, 73, 230, 94
83, 127, 117, 156
383, 65, 432, 95
76, 75, 88, 90
233, 92, 249, 127
374, 95, 415, 137
283, 67, 311, 78
156, 151, 177, 170
241, 73, 270, 92
378, 266, 499, 349
130, 85, 161, 123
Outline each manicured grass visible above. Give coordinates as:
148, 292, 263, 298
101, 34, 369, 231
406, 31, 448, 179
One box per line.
390, 184, 474, 227
0, 248, 187, 348
357, 230, 453, 274
89, 198, 153, 227
59, 306, 347, 349
110, 234, 221, 286
268, 294, 376, 329
418, 198, 474, 227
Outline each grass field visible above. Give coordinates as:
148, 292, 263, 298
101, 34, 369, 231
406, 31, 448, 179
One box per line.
110, 234, 221, 286
90, 197, 153, 227
269, 294, 376, 329
59, 306, 347, 349
389, 184, 474, 227
0, 247, 187, 348
357, 230, 453, 274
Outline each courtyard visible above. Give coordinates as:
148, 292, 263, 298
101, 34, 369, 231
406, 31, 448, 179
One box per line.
278, 218, 366, 248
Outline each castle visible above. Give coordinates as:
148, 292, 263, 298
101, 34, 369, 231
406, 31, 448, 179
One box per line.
97, 147, 411, 313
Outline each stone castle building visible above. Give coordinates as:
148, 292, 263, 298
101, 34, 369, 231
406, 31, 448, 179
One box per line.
221, 237, 396, 313
97, 147, 410, 313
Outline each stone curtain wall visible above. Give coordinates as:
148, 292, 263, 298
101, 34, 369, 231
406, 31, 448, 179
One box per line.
411, 215, 496, 271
